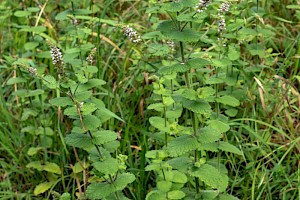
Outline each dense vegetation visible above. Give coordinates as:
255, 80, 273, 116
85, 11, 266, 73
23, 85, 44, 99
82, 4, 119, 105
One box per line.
0, 0, 299, 199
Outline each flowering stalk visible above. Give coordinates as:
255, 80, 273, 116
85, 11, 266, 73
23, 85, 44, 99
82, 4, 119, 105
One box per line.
217, 2, 231, 47
195, 0, 211, 13
122, 25, 141, 43
48, 41, 64, 78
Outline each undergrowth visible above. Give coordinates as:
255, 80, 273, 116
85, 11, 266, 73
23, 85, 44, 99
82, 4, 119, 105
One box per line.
0, 0, 299, 200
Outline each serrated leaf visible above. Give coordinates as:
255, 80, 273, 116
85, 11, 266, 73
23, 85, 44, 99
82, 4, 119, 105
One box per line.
83, 114, 101, 130
182, 99, 211, 115
146, 150, 168, 159
86, 182, 114, 199
43, 75, 57, 89
161, 1, 184, 12
182, 88, 197, 100
200, 190, 219, 200
157, 181, 172, 192
206, 77, 224, 85
247, 44, 264, 58
158, 62, 189, 75
149, 116, 170, 133
35, 127, 54, 136
212, 59, 232, 68
64, 106, 78, 116
49, 97, 73, 107
65, 133, 93, 150
158, 20, 201, 42
34, 181, 55, 195
197, 126, 221, 144
198, 142, 219, 152
197, 86, 215, 99
166, 135, 199, 157
167, 190, 186, 199
218, 193, 240, 200
93, 158, 118, 175
60, 193, 71, 200
207, 120, 230, 133
7, 77, 27, 85
190, 164, 228, 192
218, 141, 243, 155
148, 44, 171, 56
167, 157, 193, 172
186, 58, 210, 69
81, 102, 97, 115
43, 162, 61, 174
92, 130, 118, 145
114, 173, 135, 190
216, 95, 240, 107
171, 170, 188, 183
74, 91, 92, 102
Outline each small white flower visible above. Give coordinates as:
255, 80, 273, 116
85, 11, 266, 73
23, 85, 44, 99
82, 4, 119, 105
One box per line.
123, 25, 141, 43
196, 0, 211, 13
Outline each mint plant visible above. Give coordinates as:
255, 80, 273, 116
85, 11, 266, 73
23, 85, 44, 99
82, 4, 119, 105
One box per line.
141, 1, 244, 199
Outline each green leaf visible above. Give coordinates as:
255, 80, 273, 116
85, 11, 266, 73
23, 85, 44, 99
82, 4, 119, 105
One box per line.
49, 97, 74, 107
148, 103, 164, 111
157, 181, 172, 192
197, 126, 221, 144
34, 181, 55, 195
24, 42, 39, 50
146, 150, 168, 159
182, 88, 197, 100
86, 182, 114, 199
167, 157, 193, 172
20, 26, 46, 33
114, 173, 136, 190
218, 141, 243, 155
81, 102, 97, 115
92, 130, 118, 145
21, 108, 38, 121
7, 77, 27, 85
225, 108, 238, 117
158, 20, 201, 42
43, 75, 57, 89
76, 78, 106, 92
186, 58, 210, 69
167, 190, 186, 199
149, 116, 170, 133
207, 120, 230, 133
26, 161, 43, 171
198, 142, 219, 152
171, 170, 188, 183
65, 133, 93, 150
158, 62, 190, 75
93, 158, 118, 175
43, 162, 61, 174
148, 44, 171, 56
35, 127, 54, 136
212, 59, 232, 68
216, 95, 240, 107
247, 44, 265, 58
190, 164, 228, 192
146, 190, 166, 200
83, 114, 101, 130
72, 162, 90, 173
197, 86, 215, 99
64, 106, 78, 116
182, 99, 211, 115
27, 147, 43, 156
166, 135, 199, 157
60, 193, 71, 200
200, 190, 219, 200
218, 193, 240, 200
75, 73, 88, 83
74, 91, 92, 102
14, 11, 31, 17
228, 45, 240, 61
161, 2, 184, 12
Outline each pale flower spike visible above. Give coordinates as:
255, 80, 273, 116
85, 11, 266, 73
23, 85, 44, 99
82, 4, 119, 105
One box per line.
123, 25, 141, 43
